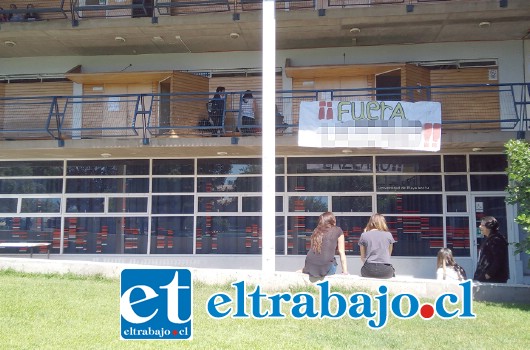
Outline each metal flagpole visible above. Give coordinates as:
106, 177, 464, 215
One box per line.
261, 0, 276, 273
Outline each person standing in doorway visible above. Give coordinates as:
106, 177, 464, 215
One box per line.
473, 216, 509, 283
302, 212, 348, 277
240, 90, 257, 134
359, 213, 396, 279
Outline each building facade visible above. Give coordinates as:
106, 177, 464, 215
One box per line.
0, 0, 529, 283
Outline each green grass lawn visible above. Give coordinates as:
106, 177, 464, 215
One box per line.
0, 269, 529, 350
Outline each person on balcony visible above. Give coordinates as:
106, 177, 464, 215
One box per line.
240, 90, 257, 134
8, 4, 24, 22
25, 4, 41, 21
208, 86, 226, 136
0, 8, 9, 22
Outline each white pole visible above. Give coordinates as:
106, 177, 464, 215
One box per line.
262, 0, 276, 273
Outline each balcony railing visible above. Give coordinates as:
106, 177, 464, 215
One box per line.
0, 0, 492, 26
0, 83, 528, 146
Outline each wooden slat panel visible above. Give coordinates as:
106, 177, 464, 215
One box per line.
403, 64, 431, 101
430, 67, 500, 130
171, 71, 209, 135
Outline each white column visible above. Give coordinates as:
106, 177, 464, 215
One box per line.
261, 0, 276, 273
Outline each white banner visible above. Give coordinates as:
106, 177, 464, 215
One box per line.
298, 100, 442, 151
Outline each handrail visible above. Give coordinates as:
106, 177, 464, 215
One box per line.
0, 83, 528, 145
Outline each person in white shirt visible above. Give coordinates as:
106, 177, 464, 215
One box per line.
436, 247, 467, 281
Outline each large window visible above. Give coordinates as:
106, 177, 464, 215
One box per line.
0, 155, 508, 257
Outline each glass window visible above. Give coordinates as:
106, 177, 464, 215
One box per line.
335, 216, 371, 255
445, 175, 468, 191
67, 160, 149, 176
195, 216, 284, 254
0, 161, 63, 176
332, 196, 372, 213
376, 175, 442, 191
287, 176, 373, 192
21, 198, 61, 213
152, 159, 194, 175
198, 158, 262, 175
66, 178, 148, 193
376, 155, 441, 173
152, 178, 194, 193
198, 197, 238, 212
446, 217, 470, 257
66, 198, 104, 213
447, 195, 467, 213
242, 196, 283, 212
470, 175, 508, 191
377, 194, 443, 214
469, 154, 507, 172
0, 216, 61, 253
150, 216, 194, 254
286, 215, 320, 255
287, 156, 372, 174
0, 179, 62, 194
288, 196, 328, 213
0, 198, 17, 213
109, 197, 148, 213
152, 195, 194, 214
63, 216, 148, 254
444, 155, 467, 172
386, 216, 443, 256
197, 177, 262, 192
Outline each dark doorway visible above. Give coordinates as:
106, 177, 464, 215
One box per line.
375, 69, 402, 101
132, 0, 153, 18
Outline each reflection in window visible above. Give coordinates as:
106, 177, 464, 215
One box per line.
469, 154, 507, 172
151, 216, 193, 254
376, 155, 441, 173
289, 196, 328, 213
0, 198, 18, 213
242, 196, 283, 212
376, 175, 442, 191
470, 175, 508, 191
152, 178, 194, 193
446, 217, 470, 257
386, 216, 444, 256
445, 175, 468, 191
447, 196, 467, 213
152, 195, 194, 214
444, 155, 467, 172
152, 159, 194, 175
377, 194, 442, 214
195, 216, 284, 254
21, 198, 61, 213
286, 215, 320, 255
67, 160, 149, 176
66, 178, 149, 193
109, 197, 148, 213
197, 177, 261, 192
198, 197, 238, 212
288, 176, 373, 192
62, 216, 148, 254
332, 196, 372, 213
0, 161, 63, 176
0, 179, 62, 194
287, 156, 372, 174
0, 217, 61, 253
66, 198, 104, 213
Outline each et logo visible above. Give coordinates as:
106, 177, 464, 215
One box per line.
120, 269, 192, 340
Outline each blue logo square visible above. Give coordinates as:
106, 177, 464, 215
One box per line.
120, 268, 192, 340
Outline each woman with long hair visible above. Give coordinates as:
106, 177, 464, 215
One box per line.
302, 212, 348, 277
359, 213, 396, 279
436, 247, 467, 281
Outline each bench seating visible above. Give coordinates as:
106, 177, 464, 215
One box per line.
0, 242, 51, 258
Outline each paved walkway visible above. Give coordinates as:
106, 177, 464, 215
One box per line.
1, 257, 529, 304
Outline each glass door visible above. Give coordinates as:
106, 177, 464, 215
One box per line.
471, 195, 509, 276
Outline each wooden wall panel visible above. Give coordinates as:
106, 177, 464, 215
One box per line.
171, 71, 209, 135
1, 82, 73, 132
403, 64, 431, 101
430, 67, 499, 129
